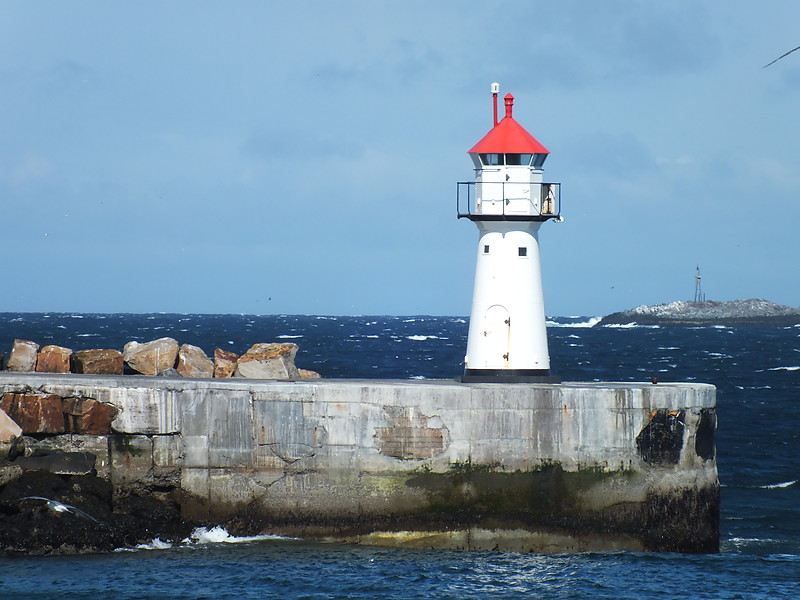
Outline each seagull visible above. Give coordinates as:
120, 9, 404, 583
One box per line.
12, 496, 102, 524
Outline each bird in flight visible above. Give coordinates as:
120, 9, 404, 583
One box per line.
12, 496, 102, 524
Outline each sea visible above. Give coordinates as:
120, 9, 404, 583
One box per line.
0, 312, 797, 599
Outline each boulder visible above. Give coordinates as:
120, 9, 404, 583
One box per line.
6, 339, 39, 372
0, 409, 22, 443
235, 342, 301, 379
176, 344, 214, 378
36, 345, 73, 373
0, 392, 65, 434
123, 337, 179, 376
213, 348, 239, 378
62, 397, 118, 435
298, 368, 322, 379
72, 349, 124, 375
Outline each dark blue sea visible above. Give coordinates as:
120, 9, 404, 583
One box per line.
0, 313, 798, 599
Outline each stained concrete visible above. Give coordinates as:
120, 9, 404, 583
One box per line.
0, 373, 718, 552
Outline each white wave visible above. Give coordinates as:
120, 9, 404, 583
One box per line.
277, 335, 303, 339
768, 366, 800, 371
77, 333, 99, 337
603, 322, 660, 329
135, 537, 174, 550
406, 335, 442, 341
546, 317, 602, 328
760, 480, 797, 489
185, 525, 294, 545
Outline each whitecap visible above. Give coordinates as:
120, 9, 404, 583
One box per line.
546, 317, 602, 328
277, 335, 303, 339
77, 333, 99, 337
768, 366, 800, 371
760, 480, 797, 489
406, 335, 441, 341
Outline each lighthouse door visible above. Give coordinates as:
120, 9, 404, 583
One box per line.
483, 304, 511, 367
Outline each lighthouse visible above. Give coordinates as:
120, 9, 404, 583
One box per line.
458, 83, 561, 383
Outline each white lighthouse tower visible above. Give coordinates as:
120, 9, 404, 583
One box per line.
458, 83, 561, 383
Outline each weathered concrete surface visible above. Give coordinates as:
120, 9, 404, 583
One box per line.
0, 373, 718, 553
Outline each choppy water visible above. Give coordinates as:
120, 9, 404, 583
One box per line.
0, 313, 798, 599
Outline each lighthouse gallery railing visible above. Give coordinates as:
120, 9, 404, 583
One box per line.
456, 181, 561, 220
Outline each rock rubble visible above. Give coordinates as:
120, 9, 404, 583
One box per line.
1, 337, 321, 380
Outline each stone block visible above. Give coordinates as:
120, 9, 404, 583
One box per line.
180, 389, 253, 467
1, 392, 65, 434
62, 397, 118, 434
36, 345, 73, 373
109, 434, 153, 486
123, 337, 179, 376
182, 435, 209, 468
6, 340, 39, 372
152, 434, 182, 468
35, 434, 111, 478
213, 348, 238, 378
72, 349, 124, 374
177, 344, 214, 378
108, 387, 180, 434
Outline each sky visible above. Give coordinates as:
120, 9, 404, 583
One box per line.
1, 1, 799, 317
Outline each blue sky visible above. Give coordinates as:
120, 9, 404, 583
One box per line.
2, 1, 799, 316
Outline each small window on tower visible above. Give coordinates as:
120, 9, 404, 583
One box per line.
483, 245, 490, 254
480, 153, 502, 166
518, 247, 527, 257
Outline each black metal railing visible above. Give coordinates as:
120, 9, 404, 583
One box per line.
457, 181, 561, 220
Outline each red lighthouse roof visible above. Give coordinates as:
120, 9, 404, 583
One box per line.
468, 93, 549, 155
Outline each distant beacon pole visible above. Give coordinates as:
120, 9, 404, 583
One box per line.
458, 83, 562, 383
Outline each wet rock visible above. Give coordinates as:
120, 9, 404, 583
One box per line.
6, 340, 39, 372
213, 348, 238, 378
36, 345, 73, 373
72, 349, 124, 375
0, 471, 198, 555
62, 398, 118, 435
123, 338, 179, 376
0, 393, 65, 434
176, 344, 214, 378
13, 450, 96, 475
235, 343, 300, 379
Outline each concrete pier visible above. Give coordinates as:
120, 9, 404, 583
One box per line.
0, 373, 718, 553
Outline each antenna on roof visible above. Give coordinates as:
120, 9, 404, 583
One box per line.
491, 82, 500, 127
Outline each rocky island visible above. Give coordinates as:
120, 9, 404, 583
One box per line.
597, 299, 800, 327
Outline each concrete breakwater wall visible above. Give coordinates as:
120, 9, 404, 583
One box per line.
0, 373, 719, 553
